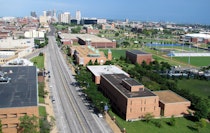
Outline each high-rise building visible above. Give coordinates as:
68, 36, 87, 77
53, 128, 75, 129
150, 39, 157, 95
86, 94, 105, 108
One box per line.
43, 11, 47, 17
76, 10, 81, 24
46, 10, 53, 17
30, 11, 37, 18
58, 12, 71, 23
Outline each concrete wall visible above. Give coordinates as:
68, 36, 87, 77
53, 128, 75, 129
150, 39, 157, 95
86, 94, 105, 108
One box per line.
0, 106, 39, 133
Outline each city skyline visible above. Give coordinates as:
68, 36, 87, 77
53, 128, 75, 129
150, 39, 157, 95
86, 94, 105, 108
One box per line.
1, 0, 210, 25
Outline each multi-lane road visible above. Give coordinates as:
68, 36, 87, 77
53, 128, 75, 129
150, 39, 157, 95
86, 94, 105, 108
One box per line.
44, 27, 113, 133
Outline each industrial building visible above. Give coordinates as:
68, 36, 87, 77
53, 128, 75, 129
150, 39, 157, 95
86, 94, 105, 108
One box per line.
126, 50, 152, 65
100, 74, 160, 121
0, 66, 38, 133
58, 33, 116, 48
69, 45, 112, 66
87, 65, 129, 84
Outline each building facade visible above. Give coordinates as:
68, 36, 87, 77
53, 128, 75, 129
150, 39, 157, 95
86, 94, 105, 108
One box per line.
100, 74, 160, 121
58, 12, 71, 23
126, 50, 152, 65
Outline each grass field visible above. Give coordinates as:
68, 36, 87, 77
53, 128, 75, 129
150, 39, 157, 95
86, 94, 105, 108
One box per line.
38, 82, 45, 103
109, 111, 210, 133
174, 57, 210, 67
101, 49, 126, 59
30, 55, 45, 69
177, 79, 210, 99
39, 106, 47, 117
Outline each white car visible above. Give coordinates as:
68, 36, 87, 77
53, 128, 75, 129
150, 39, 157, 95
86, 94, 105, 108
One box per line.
98, 113, 103, 118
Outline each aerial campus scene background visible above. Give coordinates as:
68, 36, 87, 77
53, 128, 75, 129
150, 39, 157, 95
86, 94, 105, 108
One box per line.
0, 0, 210, 133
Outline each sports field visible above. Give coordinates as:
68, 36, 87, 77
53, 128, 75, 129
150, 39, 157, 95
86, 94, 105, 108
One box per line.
173, 56, 210, 67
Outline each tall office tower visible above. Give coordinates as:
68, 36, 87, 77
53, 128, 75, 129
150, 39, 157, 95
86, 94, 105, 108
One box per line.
58, 12, 71, 23
46, 10, 53, 17
53, 9, 56, 18
76, 10, 81, 24
30, 11, 37, 18
43, 11, 47, 17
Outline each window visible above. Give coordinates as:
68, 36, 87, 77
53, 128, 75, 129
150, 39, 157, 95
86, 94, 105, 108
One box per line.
144, 100, 146, 104
130, 108, 132, 112
130, 100, 132, 105
144, 107, 146, 111
8, 113, 17, 118
141, 107, 142, 112
9, 123, 18, 128
154, 99, 156, 103
2, 124, 8, 128
19, 113, 27, 117
154, 106, 156, 111
0, 114, 7, 119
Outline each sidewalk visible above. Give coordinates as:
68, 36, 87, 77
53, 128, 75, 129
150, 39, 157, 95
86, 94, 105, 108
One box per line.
104, 112, 122, 133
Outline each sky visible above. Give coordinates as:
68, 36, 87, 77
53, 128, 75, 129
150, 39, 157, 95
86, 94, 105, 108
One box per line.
1, 0, 210, 24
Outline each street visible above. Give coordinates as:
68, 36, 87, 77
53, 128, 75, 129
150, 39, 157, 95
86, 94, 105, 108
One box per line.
45, 27, 113, 133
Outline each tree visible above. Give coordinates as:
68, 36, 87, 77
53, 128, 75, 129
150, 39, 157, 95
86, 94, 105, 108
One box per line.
144, 113, 154, 123
168, 115, 176, 126
115, 32, 119, 37
18, 115, 39, 133
0, 119, 2, 133
193, 118, 207, 132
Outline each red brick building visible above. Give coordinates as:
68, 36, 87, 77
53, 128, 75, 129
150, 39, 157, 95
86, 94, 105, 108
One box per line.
153, 90, 191, 117
100, 74, 160, 121
126, 50, 152, 65
0, 66, 38, 133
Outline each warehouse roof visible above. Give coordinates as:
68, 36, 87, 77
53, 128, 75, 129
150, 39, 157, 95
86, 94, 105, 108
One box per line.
0, 66, 38, 108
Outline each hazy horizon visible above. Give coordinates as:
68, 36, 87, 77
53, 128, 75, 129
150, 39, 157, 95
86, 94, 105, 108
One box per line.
1, 0, 210, 25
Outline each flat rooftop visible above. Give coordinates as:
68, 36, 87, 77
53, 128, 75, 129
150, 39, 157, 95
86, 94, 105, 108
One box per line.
60, 33, 112, 42
102, 74, 156, 98
127, 50, 150, 55
153, 90, 190, 103
0, 66, 38, 108
87, 65, 129, 77
72, 45, 106, 58
123, 78, 143, 86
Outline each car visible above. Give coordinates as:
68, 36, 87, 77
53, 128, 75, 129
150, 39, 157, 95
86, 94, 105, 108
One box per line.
52, 99, 55, 104
98, 113, 103, 118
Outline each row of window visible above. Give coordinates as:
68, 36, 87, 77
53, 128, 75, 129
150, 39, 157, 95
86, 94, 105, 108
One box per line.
0, 113, 26, 119
2, 123, 18, 128
130, 106, 156, 113
130, 99, 157, 105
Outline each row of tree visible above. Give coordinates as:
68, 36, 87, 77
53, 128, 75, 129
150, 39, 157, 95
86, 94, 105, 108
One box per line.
121, 60, 210, 121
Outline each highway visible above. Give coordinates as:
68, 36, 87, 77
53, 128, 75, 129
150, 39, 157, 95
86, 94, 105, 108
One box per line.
45, 27, 113, 133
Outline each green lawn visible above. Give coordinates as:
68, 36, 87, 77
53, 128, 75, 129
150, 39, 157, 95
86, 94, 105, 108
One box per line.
101, 49, 126, 59
30, 55, 45, 69
177, 79, 210, 99
174, 57, 210, 67
38, 82, 45, 103
39, 106, 47, 117
109, 111, 210, 133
